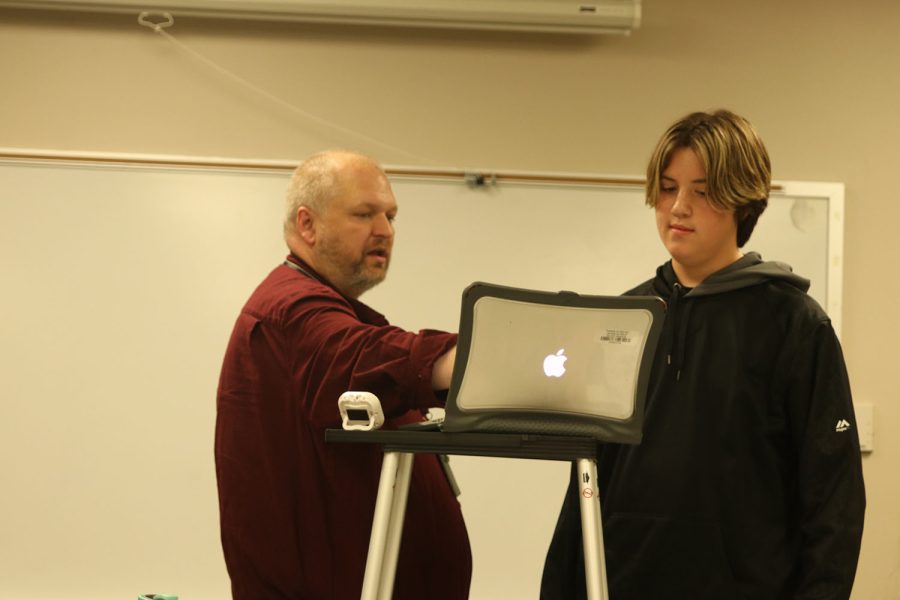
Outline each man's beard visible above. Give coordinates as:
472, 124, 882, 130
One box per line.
317, 236, 389, 297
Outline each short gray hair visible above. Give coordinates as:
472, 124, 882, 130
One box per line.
282, 150, 385, 242
283, 151, 338, 242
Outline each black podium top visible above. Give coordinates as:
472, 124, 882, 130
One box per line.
325, 429, 600, 462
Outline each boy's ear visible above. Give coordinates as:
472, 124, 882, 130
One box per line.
296, 206, 316, 245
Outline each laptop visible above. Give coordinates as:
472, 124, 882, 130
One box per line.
435, 282, 665, 444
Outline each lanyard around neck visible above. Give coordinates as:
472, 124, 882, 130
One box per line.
283, 259, 321, 283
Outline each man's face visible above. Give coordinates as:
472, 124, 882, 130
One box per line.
312, 163, 397, 298
655, 147, 740, 285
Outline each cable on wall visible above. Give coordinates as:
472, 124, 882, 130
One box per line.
136, 11, 444, 167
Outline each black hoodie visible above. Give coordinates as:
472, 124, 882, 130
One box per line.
541, 253, 865, 600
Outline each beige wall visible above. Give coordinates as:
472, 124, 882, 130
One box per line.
1, 0, 898, 598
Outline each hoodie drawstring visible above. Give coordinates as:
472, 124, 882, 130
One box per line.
674, 300, 693, 381
664, 283, 691, 381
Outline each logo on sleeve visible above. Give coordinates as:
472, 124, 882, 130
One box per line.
835, 419, 851, 432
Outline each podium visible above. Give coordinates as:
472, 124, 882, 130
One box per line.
326, 429, 609, 600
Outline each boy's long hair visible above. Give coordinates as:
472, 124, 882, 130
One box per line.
646, 110, 771, 247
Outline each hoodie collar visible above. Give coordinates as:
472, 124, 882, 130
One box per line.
651, 252, 810, 381
652, 251, 809, 299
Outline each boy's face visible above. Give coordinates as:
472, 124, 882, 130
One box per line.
655, 147, 740, 286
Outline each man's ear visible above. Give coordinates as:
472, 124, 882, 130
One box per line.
296, 206, 317, 245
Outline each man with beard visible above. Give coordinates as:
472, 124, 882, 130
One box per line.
215, 150, 471, 599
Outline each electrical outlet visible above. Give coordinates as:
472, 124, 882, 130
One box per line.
855, 403, 874, 453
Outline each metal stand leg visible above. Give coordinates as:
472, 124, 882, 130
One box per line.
577, 458, 609, 600
360, 451, 414, 600
378, 453, 413, 599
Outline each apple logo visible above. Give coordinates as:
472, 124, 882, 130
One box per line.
543, 348, 568, 378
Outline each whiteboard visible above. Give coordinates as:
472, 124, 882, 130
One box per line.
0, 156, 843, 600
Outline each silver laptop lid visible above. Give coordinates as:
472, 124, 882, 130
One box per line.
443, 282, 665, 443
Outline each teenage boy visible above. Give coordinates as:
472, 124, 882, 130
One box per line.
541, 110, 865, 600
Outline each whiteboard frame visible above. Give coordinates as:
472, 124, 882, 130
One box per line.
773, 180, 844, 337
0, 146, 845, 334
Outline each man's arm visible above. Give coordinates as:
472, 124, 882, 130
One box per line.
431, 346, 456, 390
285, 296, 457, 422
